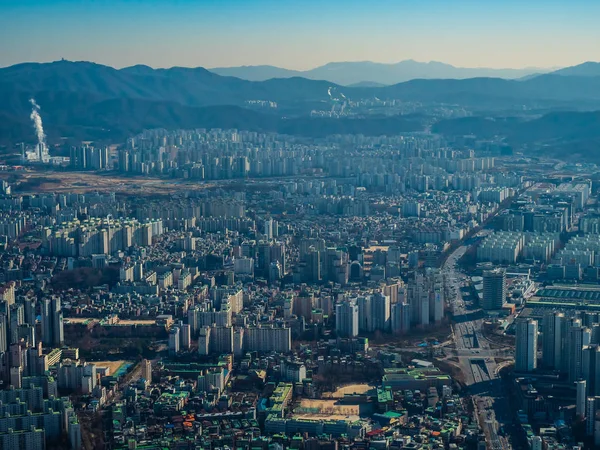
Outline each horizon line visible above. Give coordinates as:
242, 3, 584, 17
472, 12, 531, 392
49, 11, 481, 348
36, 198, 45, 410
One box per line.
0, 58, 584, 72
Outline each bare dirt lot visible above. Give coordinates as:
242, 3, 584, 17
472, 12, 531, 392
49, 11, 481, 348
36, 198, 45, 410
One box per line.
2, 170, 213, 196
323, 383, 375, 399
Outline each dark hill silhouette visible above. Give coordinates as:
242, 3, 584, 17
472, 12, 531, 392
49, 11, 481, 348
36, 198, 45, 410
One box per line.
0, 89, 427, 145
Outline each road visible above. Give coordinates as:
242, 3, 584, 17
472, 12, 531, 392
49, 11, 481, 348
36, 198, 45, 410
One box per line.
442, 244, 512, 450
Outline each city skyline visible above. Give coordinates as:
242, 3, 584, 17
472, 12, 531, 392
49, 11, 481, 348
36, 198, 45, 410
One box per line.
1, 0, 599, 70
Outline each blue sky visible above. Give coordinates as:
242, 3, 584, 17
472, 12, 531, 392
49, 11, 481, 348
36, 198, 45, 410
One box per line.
0, 0, 599, 69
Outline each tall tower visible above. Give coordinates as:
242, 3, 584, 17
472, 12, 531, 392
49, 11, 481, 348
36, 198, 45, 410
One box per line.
391, 302, 411, 335
168, 327, 180, 355
24, 298, 36, 327
542, 311, 565, 369
142, 359, 152, 382
41, 297, 64, 347
576, 379, 587, 419
307, 247, 321, 282
482, 268, 506, 310
583, 345, 600, 396
264, 219, 273, 240
357, 295, 372, 332
40, 299, 52, 346
336, 301, 359, 338
257, 241, 272, 278
0, 314, 7, 353
515, 318, 538, 372
52, 297, 64, 347
565, 319, 591, 383
372, 292, 391, 333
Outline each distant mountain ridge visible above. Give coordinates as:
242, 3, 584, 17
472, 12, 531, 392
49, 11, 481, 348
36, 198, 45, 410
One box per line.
210, 59, 555, 85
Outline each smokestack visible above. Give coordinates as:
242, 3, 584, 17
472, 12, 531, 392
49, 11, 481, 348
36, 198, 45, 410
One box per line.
29, 98, 46, 147
29, 99, 49, 162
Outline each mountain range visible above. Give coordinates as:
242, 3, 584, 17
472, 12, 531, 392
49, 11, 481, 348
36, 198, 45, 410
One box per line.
210, 60, 557, 85
0, 61, 336, 109
1, 59, 600, 160
3, 60, 600, 111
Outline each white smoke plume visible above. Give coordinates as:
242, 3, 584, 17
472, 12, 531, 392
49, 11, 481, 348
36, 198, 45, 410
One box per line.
29, 98, 46, 146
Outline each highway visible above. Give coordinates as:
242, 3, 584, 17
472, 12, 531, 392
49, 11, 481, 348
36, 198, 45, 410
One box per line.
442, 243, 512, 450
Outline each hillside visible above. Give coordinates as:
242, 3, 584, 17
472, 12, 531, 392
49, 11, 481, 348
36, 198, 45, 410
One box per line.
432, 111, 600, 161
0, 90, 428, 146
432, 111, 600, 142
550, 61, 600, 77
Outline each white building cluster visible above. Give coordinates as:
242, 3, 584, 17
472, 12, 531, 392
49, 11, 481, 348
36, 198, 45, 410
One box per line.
477, 232, 525, 264
42, 217, 164, 256
336, 269, 445, 338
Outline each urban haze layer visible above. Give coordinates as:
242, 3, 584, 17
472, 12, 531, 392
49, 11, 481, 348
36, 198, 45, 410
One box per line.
1, 56, 600, 450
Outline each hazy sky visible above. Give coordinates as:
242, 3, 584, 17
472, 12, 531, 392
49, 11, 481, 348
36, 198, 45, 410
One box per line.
1, 0, 599, 70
